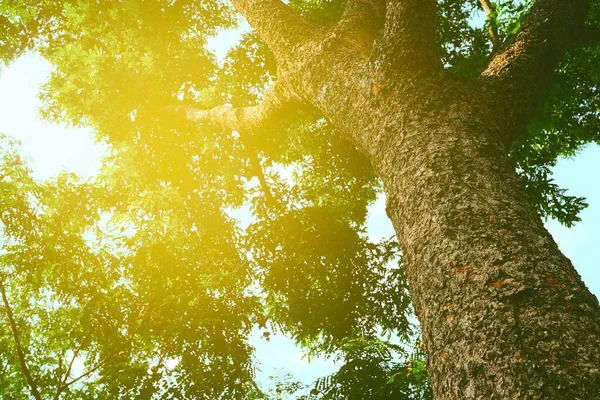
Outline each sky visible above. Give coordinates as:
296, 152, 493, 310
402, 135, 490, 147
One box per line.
1, 35, 599, 392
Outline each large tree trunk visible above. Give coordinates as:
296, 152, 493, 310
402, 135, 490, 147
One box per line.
369, 95, 600, 398
284, 28, 600, 394
271, 44, 600, 399
193, 1, 600, 396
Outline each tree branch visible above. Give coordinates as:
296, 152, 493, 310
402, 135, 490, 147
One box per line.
62, 358, 108, 389
245, 146, 285, 212
480, 0, 591, 146
55, 352, 63, 394
479, 0, 499, 49
374, 0, 441, 76
54, 336, 87, 399
0, 280, 43, 400
336, 0, 386, 55
230, 0, 315, 57
166, 83, 303, 135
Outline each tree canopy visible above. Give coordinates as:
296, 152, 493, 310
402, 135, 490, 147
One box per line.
0, 0, 598, 398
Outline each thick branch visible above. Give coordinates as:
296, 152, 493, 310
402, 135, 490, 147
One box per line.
167, 84, 303, 135
230, 0, 315, 57
481, 0, 590, 146
0, 280, 43, 400
375, 0, 441, 76
479, 0, 499, 49
336, 0, 386, 55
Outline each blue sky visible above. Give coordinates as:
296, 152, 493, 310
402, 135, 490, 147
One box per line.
1, 49, 598, 390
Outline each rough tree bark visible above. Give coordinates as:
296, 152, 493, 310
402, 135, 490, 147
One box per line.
176, 0, 600, 398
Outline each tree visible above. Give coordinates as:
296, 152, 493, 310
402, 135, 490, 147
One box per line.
1, 0, 600, 398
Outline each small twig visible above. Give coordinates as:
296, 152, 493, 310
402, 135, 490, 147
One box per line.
56, 353, 63, 391
62, 357, 109, 388
249, 151, 285, 213
54, 335, 88, 399
240, 136, 285, 213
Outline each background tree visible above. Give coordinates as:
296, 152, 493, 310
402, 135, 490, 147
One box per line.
1, 0, 600, 398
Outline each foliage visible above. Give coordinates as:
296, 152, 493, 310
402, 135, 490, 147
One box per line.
253, 336, 432, 400
510, 38, 600, 226
0, 0, 599, 398
0, 133, 257, 399
312, 336, 432, 400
